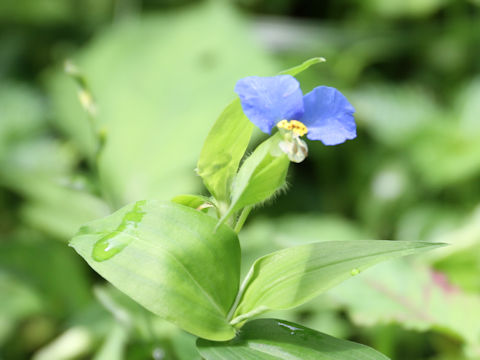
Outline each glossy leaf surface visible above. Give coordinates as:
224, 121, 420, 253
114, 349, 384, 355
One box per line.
70, 200, 240, 341
197, 318, 389, 360
232, 240, 444, 323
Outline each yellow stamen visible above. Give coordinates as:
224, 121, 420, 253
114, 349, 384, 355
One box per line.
277, 119, 308, 137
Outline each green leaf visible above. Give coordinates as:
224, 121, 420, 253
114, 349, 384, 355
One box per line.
70, 200, 240, 341
330, 260, 480, 347
197, 318, 389, 360
231, 240, 444, 324
219, 133, 289, 225
279, 57, 326, 76
197, 99, 254, 203
365, 0, 444, 18
47, 0, 277, 205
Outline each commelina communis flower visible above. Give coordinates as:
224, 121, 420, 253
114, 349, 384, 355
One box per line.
235, 75, 356, 162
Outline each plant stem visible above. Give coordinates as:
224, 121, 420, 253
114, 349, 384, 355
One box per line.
234, 206, 252, 233
64, 60, 117, 210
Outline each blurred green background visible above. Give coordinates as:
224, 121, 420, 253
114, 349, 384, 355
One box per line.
1, 0, 480, 359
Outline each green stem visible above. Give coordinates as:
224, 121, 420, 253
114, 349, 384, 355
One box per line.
230, 306, 268, 327
64, 60, 117, 210
234, 206, 252, 233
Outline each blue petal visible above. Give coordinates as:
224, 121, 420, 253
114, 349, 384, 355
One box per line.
301, 86, 356, 145
234, 75, 304, 134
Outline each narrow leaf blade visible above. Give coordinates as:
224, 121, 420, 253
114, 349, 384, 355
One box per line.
70, 200, 240, 341
279, 57, 326, 76
232, 240, 444, 322
197, 318, 390, 360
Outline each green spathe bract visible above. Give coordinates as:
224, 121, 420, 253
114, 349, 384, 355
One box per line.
218, 132, 290, 226
197, 318, 390, 360
70, 200, 240, 341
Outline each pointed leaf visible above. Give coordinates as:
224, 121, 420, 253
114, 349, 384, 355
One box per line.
70, 200, 240, 341
232, 240, 444, 324
197, 318, 389, 360
280, 57, 326, 76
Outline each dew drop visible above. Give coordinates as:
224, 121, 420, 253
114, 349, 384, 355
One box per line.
92, 200, 146, 262
92, 233, 133, 261
350, 268, 360, 276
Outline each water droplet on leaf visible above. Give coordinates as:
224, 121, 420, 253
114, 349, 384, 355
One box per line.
350, 268, 360, 276
92, 200, 146, 261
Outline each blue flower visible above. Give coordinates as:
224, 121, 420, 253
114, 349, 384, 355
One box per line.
234, 75, 356, 146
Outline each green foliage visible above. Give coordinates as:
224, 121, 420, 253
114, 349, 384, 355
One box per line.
331, 260, 480, 350
362, 0, 446, 18
0, 235, 92, 315
0, 82, 45, 155
0, 272, 43, 344
197, 99, 254, 204
2, 0, 480, 358
231, 241, 443, 324
0, 0, 112, 24
47, 0, 277, 206
219, 133, 289, 224
197, 319, 389, 360
197, 53, 323, 218
93, 323, 128, 360
61, 53, 447, 358
279, 57, 327, 76
71, 200, 240, 341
